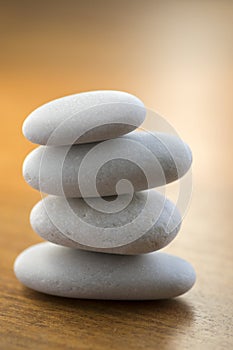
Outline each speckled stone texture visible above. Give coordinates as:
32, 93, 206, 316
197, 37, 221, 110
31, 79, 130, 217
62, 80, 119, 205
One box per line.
23, 131, 192, 197
30, 191, 181, 255
15, 90, 195, 300
23, 90, 146, 146
14, 242, 196, 300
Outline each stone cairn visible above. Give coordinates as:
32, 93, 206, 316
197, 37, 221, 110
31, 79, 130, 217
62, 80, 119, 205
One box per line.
14, 90, 195, 300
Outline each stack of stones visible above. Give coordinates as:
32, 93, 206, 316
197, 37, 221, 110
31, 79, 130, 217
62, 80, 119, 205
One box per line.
14, 90, 196, 300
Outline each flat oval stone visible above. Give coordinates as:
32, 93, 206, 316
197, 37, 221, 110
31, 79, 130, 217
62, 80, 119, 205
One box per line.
23, 131, 192, 197
30, 191, 181, 254
14, 242, 196, 299
22, 90, 146, 145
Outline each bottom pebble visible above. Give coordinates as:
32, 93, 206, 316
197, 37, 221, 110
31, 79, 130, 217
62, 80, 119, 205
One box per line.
14, 242, 196, 300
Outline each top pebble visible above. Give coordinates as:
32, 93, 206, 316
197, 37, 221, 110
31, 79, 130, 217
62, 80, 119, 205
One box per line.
22, 90, 146, 146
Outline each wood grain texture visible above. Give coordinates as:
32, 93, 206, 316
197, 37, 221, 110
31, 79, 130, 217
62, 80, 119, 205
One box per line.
1, 175, 233, 350
1, 1, 233, 349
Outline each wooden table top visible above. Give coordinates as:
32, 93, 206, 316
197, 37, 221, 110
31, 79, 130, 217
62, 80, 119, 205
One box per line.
1, 1, 233, 349
1, 184, 232, 350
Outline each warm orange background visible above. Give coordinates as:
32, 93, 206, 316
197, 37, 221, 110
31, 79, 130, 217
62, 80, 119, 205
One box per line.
1, 0, 232, 194
0, 1, 233, 348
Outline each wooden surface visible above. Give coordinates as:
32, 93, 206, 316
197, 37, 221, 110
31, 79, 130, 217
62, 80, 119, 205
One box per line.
1, 1, 233, 349
1, 186, 233, 350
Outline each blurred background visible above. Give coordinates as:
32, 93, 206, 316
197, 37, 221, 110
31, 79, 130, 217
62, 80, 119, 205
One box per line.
1, 0, 232, 195
1, 0, 233, 255
1, 0, 233, 272
1, 1, 233, 347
